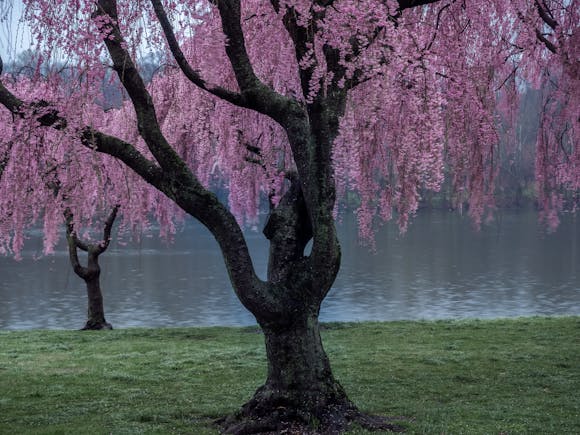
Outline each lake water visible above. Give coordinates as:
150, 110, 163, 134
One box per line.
0, 210, 578, 329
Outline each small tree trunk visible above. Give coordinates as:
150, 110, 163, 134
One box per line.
65, 206, 118, 331
81, 272, 112, 330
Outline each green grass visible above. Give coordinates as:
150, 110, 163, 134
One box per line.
0, 317, 578, 434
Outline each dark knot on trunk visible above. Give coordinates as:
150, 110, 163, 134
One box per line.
263, 172, 312, 249
263, 172, 313, 286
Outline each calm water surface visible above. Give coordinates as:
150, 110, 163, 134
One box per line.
1, 210, 578, 329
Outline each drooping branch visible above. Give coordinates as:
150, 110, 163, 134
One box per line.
425, 1, 454, 51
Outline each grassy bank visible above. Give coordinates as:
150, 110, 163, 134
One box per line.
0, 317, 578, 434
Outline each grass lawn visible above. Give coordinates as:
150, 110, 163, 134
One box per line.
0, 317, 578, 434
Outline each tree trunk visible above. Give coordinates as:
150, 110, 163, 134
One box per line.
82, 273, 112, 330
220, 311, 351, 434
220, 308, 403, 434
219, 179, 401, 434
65, 206, 118, 331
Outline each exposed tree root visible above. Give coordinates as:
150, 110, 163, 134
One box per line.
217, 391, 406, 434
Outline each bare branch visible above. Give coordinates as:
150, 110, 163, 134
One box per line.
396, 0, 442, 11
215, 0, 261, 91
535, 0, 558, 30
94, 0, 192, 173
536, 29, 557, 54
149, 0, 247, 107
64, 208, 90, 279
95, 204, 120, 255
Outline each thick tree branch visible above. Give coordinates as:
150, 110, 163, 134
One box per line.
0, 75, 164, 185
149, 0, 248, 107
536, 29, 558, 54
213, 0, 299, 124
0, 64, 275, 319
270, 0, 320, 100
94, 0, 190, 173
80, 128, 164, 186
396, 0, 441, 11
215, 0, 261, 91
0, 73, 67, 129
535, 0, 558, 30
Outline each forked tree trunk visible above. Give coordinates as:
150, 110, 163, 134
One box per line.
219, 179, 401, 434
65, 206, 118, 331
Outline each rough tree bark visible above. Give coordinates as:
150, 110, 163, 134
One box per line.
64, 206, 119, 331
